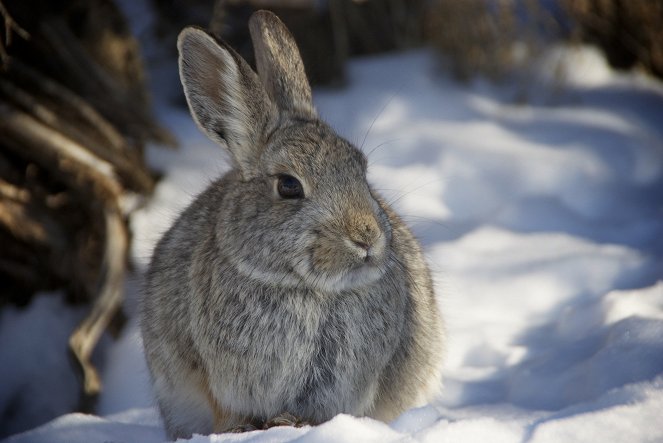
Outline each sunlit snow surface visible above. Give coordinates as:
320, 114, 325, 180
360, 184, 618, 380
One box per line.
3, 46, 663, 442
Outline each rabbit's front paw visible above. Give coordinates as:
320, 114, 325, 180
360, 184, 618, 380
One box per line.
262, 412, 309, 429
227, 422, 259, 433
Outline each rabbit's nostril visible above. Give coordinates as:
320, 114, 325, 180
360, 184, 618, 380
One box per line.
353, 240, 371, 251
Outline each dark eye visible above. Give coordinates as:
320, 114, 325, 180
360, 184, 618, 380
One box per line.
277, 175, 304, 199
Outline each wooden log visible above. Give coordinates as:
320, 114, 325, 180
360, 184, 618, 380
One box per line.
7, 59, 137, 159
0, 101, 122, 201
0, 76, 154, 193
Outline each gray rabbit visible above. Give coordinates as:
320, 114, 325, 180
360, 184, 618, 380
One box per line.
141, 10, 444, 439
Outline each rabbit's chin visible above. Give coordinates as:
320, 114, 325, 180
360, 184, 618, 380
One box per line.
293, 261, 386, 293
232, 258, 385, 293
323, 266, 385, 293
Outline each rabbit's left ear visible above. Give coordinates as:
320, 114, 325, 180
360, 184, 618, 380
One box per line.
249, 10, 317, 118
178, 27, 277, 177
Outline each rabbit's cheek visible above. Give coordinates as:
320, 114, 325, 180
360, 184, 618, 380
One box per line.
309, 235, 346, 274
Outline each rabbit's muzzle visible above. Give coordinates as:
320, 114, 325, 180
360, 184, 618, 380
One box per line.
298, 204, 389, 292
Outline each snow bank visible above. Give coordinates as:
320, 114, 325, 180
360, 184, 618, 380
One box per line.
0, 295, 85, 437
3, 45, 663, 443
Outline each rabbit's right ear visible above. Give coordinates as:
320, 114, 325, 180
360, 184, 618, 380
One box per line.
249, 11, 316, 118
178, 27, 277, 177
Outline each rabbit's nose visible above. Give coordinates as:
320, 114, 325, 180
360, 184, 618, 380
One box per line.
348, 217, 381, 255
353, 240, 371, 251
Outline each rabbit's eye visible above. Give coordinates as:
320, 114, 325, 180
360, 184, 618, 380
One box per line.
277, 174, 304, 199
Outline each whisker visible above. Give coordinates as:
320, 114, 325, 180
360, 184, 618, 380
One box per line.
366, 138, 403, 160
359, 85, 405, 151
398, 214, 450, 230
374, 178, 445, 209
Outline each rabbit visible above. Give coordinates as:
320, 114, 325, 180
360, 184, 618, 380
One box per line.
141, 10, 444, 440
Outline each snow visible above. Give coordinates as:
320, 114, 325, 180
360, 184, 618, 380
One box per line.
2, 44, 663, 442
0, 295, 86, 437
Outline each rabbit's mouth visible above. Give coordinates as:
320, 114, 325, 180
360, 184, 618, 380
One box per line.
346, 259, 385, 285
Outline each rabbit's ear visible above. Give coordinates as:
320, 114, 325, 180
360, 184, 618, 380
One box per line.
178, 27, 277, 176
249, 10, 316, 118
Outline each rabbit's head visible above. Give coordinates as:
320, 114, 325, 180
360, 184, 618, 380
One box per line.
178, 11, 392, 293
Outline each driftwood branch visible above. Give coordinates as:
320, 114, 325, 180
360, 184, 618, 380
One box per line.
69, 205, 127, 395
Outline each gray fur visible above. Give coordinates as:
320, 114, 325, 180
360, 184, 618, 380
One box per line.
141, 10, 444, 440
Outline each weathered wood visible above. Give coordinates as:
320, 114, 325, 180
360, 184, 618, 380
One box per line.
0, 76, 154, 193
0, 181, 61, 246
69, 205, 127, 395
0, 176, 72, 305
7, 59, 135, 159
0, 102, 122, 200
39, 18, 174, 148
